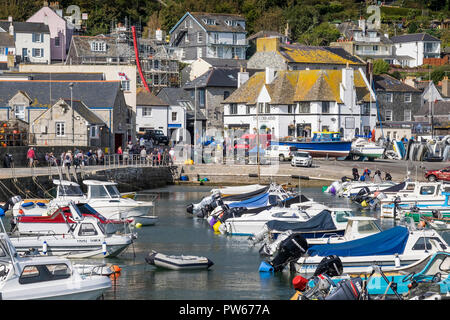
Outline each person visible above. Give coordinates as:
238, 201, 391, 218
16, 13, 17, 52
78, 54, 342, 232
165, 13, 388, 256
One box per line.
352, 168, 359, 181
97, 148, 103, 165
123, 147, 129, 165
27, 147, 36, 168
64, 150, 73, 170
117, 146, 123, 163
169, 148, 175, 164
140, 147, 147, 163
373, 170, 382, 184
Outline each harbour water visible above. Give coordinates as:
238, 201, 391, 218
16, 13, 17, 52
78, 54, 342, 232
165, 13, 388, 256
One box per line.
95, 184, 450, 300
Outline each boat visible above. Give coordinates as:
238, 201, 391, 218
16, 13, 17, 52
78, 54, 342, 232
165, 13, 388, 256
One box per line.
145, 251, 214, 270
259, 217, 381, 257
0, 209, 112, 299
337, 180, 397, 198
350, 138, 385, 160
274, 131, 352, 158
210, 184, 268, 197
10, 215, 135, 258
294, 226, 449, 276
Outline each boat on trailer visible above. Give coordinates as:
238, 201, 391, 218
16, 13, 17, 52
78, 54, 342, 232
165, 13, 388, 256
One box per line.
145, 251, 214, 270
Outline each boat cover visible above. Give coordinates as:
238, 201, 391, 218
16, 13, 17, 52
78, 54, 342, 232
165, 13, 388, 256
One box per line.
265, 210, 336, 232
380, 182, 406, 193
307, 226, 409, 257
228, 192, 270, 208
241, 195, 310, 214
222, 186, 269, 202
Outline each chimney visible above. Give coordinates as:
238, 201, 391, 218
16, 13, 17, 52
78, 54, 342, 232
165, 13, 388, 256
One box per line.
341, 63, 354, 108
443, 77, 450, 97
265, 67, 275, 84
358, 17, 366, 33
8, 17, 14, 36
237, 66, 249, 88
384, 33, 389, 39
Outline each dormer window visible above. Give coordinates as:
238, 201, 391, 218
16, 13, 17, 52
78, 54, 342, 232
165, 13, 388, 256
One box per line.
90, 41, 106, 52
225, 20, 232, 26
202, 19, 216, 25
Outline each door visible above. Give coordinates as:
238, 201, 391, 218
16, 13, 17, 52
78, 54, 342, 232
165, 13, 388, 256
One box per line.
22, 48, 28, 59
114, 133, 124, 153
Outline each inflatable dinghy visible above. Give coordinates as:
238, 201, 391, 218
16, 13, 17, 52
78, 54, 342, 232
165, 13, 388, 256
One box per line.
145, 251, 214, 270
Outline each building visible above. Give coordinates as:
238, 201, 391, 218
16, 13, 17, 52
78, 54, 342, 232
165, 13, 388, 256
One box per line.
247, 37, 366, 72
0, 79, 131, 150
420, 77, 450, 103
331, 18, 413, 67
391, 33, 441, 67
414, 100, 450, 136
0, 19, 51, 64
136, 87, 170, 134
183, 67, 259, 133
0, 32, 15, 70
181, 56, 247, 84
372, 74, 422, 140
31, 98, 107, 147
26, 3, 73, 62
169, 12, 248, 63
222, 66, 376, 140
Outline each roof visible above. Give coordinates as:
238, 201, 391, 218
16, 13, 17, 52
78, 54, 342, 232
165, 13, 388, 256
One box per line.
0, 80, 121, 108
0, 72, 104, 81
224, 69, 372, 105
0, 32, 14, 47
136, 87, 169, 106
247, 31, 287, 41
183, 67, 259, 89
157, 87, 206, 121
373, 74, 421, 93
417, 100, 450, 116
279, 43, 365, 65
391, 33, 441, 43
170, 12, 246, 34
199, 57, 247, 68
60, 99, 105, 124
0, 21, 49, 33
68, 35, 134, 59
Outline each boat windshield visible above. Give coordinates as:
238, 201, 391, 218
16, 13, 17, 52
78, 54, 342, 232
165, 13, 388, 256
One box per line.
357, 220, 381, 234
421, 254, 450, 277
105, 185, 121, 198
76, 203, 108, 221
58, 185, 83, 197
334, 211, 353, 223
90, 185, 111, 198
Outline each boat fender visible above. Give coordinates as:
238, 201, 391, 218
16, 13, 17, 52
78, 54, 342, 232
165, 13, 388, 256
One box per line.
361, 200, 368, 207
21, 202, 34, 208
258, 261, 274, 273
36, 202, 46, 207
42, 241, 48, 255
110, 265, 122, 280
218, 223, 227, 235
292, 275, 308, 292
394, 254, 401, 268
213, 220, 222, 233
102, 241, 107, 255
208, 216, 217, 228
329, 186, 336, 195
135, 223, 142, 228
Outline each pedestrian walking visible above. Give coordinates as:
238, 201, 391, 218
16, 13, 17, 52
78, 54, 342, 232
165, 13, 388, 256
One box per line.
27, 147, 36, 168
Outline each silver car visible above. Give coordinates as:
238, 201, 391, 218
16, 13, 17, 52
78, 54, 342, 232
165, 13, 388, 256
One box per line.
291, 151, 312, 167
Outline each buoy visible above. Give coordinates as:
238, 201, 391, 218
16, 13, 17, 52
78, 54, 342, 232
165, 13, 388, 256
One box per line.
102, 241, 107, 255
213, 220, 221, 233
330, 186, 336, 195
322, 186, 328, 192
258, 261, 274, 272
135, 223, 142, 228
292, 275, 308, 291
209, 216, 217, 228
109, 265, 122, 280
42, 241, 48, 255
361, 200, 368, 207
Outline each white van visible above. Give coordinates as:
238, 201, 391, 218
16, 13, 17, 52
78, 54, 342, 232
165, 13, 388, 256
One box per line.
264, 145, 298, 162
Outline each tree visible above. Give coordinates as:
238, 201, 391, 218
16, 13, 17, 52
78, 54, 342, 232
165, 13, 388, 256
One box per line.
298, 22, 341, 46
373, 59, 390, 75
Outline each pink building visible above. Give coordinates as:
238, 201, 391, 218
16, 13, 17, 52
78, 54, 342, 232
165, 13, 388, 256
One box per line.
26, 4, 73, 62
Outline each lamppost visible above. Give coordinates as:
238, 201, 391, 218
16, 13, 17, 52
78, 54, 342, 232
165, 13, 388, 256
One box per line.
69, 82, 74, 144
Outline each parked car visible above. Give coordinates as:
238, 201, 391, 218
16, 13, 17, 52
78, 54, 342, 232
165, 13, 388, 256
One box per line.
425, 166, 450, 182
265, 145, 298, 162
143, 129, 169, 145
291, 151, 313, 167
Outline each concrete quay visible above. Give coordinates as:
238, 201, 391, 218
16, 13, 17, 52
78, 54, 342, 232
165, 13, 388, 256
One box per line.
176, 159, 450, 187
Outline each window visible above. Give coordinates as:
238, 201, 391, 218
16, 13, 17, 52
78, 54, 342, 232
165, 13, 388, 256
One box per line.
385, 110, 393, 121
322, 102, 330, 114
14, 104, 25, 120
198, 89, 205, 108
90, 125, 98, 138
172, 112, 177, 121
229, 104, 237, 115
54, 36, 60, 47
19, 264, 71, 284
372, 45, 378, 51
217, 46, 223, 58
90, 185, 110, 198
404, 93, 412, 103
362, 103, 370, 115
78, 223, 98, 236
32, 48, 44, 57
90, 41, 106, 52
197, 32, 203, 43
246, 105, 251, 114
265, 103, 270, 114
223, 91, 230, 100
121, 80, 130, 91
298, 102, 310, 113
420, 186, 435, 195
197, 47, 202, 58
412, 237, 447, 251
288, 104, 296, 114
212, 33, 219, 44
231, 47, 241, 59
105, 185, 120, 198
142, 107, 152, 117
55, 122, 65, 136
404, 109, 411, 121
386, 93, 393, 102
233, 34, 237, 45
32, 33, 43, 43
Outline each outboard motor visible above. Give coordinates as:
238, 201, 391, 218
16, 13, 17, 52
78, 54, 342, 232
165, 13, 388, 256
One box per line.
269, 234, 308, 272
325, 277, 364, 300
314, 255, 343, 277
186, 203, 194, 214
432, 210, 443, 220
352, 187, 371, 204
299, 273, 336, 300
385, 172, 392, 181
352, 168, 359, 181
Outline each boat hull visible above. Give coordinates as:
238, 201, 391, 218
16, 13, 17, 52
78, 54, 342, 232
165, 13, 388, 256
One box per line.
146, 252, 214, 270
276, 141, 352, 158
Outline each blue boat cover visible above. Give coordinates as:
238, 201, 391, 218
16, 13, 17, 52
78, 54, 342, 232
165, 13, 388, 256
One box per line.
228, 192, 269, 208
307, 226, 409, 257
265, 210, 336, 232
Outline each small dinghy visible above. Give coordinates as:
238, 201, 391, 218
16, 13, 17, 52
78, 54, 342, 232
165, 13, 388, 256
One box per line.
145, 251, 214, 270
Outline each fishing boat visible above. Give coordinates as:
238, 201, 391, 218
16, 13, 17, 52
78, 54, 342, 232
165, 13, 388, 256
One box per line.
399, 193, 450, 222
10, 215, 134, 258
294, 226, 449, 276
274, 131, 352, 158
350, 138, 385, 160
145, 251, 214, 270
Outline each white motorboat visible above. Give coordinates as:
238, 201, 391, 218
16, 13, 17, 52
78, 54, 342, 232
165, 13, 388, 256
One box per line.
145, 251, 214, 270
10, 216, 134, 258
338, 180, 397, 198
350, 138, 385, 160
294, 226, 449, 277
0, 220, 111, 299
259, 217, 382, 256
210, 184, 267, 197
222, 206, 353, 237
380, 182, 450, 219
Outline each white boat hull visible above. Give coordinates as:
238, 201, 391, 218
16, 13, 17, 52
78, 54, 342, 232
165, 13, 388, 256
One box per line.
146, 251, 214, 270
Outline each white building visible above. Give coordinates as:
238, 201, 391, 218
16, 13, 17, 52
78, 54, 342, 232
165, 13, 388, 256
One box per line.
391, 33, 441, 67
0, 19, 51, 64
222, 67, 377, 141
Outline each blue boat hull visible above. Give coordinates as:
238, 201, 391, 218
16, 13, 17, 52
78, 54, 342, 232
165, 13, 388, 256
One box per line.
274, 141, 352, 157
